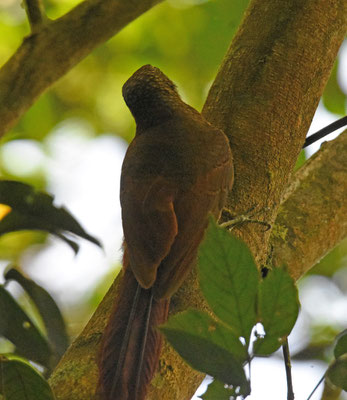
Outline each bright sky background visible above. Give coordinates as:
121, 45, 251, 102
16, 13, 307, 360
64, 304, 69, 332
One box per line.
0, 40, 346, 400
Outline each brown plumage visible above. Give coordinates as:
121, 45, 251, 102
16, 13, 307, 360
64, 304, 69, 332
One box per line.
98, 65, 233, 400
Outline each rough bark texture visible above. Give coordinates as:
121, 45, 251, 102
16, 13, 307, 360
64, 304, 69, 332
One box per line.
48, 0, 347, 399
49, 275, 121, 400
49, 263, 207, 400
271, 131, 347, 280
202, 0, 346, 267
0, 0, 163, 137
49, 134, 347, 400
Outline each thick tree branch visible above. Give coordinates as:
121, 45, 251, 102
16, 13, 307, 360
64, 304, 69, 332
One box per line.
48, 0, 346, 398
203, 0, 346, 267
49, 135, 347, 399
0, 0, 163, 137
271, 132, 347, 280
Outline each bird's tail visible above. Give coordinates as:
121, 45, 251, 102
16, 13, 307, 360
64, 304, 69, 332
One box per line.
98, 266, 169, 400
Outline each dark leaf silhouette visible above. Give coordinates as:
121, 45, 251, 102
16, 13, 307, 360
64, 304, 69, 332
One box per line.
0, 286, 52, 369
0, 180, 102, 254
5, 267, 69, 365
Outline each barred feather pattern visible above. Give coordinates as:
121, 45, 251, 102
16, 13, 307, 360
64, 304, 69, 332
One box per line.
98, 265, 169, 400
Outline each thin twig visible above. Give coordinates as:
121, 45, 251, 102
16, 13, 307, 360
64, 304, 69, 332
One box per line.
24, 0, 46, 33
306, 374, 325, 400
303, 116, 347, 148
283, 339, 295, 400
220, 206, 271, 231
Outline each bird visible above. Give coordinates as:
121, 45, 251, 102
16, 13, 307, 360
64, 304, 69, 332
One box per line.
98, 64, 234, 400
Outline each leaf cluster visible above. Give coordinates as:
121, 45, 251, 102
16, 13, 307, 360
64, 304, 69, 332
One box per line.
161, 218, 300, 399
0, 268, 65, 399
0, 179, 102, 399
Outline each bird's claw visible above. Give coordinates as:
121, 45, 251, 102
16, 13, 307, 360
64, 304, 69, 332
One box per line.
220, 206, 271, 232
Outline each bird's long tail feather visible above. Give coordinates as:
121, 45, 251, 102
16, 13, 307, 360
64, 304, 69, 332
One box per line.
98, 267, 169, 400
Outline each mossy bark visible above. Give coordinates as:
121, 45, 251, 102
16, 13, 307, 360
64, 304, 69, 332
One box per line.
49, 136, 347, 400
271, 131, 347, 280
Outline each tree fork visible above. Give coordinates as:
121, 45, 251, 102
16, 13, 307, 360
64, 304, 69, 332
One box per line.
203, 0, 346, 267
49, 133, 347, 400
47, 0, 347, 399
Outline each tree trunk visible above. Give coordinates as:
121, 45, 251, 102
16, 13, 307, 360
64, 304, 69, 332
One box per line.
47, 0, 347, 399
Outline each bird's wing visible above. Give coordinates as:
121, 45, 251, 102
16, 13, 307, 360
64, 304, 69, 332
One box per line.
153, 152, 233, 299
120, 175, 178, 289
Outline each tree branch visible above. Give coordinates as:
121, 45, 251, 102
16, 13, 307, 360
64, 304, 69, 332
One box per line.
202, 0, 346, 268
0, 0, 163, 138
49, 134, 347, 399
271, 131, 347, 280
24, 0, 46, 33
48, 0, 347, 398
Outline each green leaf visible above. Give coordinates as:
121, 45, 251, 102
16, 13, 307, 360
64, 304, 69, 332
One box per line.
322, 60, 346, 116
252, 335, 283, 355
334, 329, 347, 359
0, 285, 52, 368
326, 354, 347, 391
0, 356, 55, 399
160, 310, 249, 390
198, 217, 258, 342
0, 180, 102, 254
4, 268, 69, 363
254, 267, 299, 356
200, 379, 237, 400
